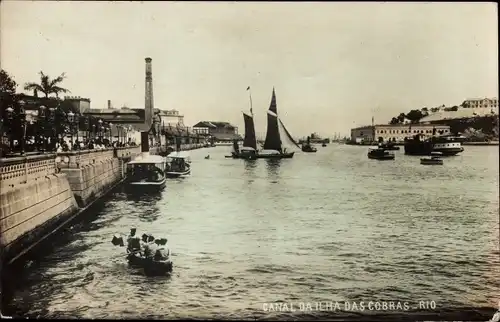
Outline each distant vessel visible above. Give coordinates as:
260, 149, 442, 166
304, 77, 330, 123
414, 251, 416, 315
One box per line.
299, 132, 330, 144
404, 133, 464, 156
368, 147, 395, 160
301, 136, 317, 153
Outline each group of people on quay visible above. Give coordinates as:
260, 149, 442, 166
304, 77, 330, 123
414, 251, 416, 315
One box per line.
125, 228, 170, 262
0, 137, 138, 157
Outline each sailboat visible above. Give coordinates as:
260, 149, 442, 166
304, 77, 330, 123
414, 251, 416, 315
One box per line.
228, 112, 259, 160
257, 88, 299, 159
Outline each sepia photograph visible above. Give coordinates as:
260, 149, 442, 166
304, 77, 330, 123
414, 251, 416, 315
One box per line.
0, 1, 498, 321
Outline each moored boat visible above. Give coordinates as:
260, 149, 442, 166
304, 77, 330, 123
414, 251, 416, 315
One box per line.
165, 152, 191, 178
368, 147, 395, 160
420, 152, 444, 165
126, 153, 167, 188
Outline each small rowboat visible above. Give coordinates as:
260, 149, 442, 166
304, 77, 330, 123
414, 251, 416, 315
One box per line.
127, 252, 173, 275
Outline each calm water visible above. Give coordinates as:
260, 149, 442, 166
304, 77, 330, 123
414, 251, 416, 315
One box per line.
3, 145, 500, 320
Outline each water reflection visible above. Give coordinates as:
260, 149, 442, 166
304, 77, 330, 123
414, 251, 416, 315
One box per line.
265, 159, 281, 180
243, 160, 257, 184
120, 187, 164, 203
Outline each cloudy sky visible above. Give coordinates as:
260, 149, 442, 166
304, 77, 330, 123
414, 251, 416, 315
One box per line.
1, 1, 497, 138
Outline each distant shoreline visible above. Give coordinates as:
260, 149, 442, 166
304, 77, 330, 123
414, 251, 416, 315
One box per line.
345, 141, 499, 146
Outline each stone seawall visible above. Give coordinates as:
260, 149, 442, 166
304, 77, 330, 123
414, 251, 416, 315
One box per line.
0, 147, 141, 265
58, 150, 124, 208
0, 155, 78, 263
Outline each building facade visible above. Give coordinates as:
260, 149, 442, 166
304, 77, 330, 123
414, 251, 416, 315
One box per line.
350, 124, 451, 143
192, 121, 241, 141
158, 109, 184, 126
462, 98, 498, 113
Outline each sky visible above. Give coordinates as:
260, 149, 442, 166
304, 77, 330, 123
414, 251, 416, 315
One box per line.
1, 1, 498, 138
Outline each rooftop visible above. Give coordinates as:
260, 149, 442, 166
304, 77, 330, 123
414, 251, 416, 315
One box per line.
419, 107, 497, 122
464, 97, 498, 101
193, 121, 235, 129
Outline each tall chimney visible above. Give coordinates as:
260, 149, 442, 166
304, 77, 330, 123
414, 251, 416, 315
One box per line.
107, 100, 111, 109
144, 57, 154, 129
141, 131, 150, 153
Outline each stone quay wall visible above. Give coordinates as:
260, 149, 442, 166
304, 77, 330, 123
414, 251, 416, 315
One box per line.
56, 147, 141, 207
0, 147, 141, 264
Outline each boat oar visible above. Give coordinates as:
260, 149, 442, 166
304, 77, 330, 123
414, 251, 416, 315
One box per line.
109, 249, 142, 260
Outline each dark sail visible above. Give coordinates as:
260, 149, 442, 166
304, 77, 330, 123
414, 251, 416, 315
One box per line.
269, 87, 277, 114
243, 112, 257, 150
279, 118, 301, 149
263, 89, 282, 151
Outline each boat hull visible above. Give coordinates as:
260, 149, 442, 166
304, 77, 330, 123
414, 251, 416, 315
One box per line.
127, 253, 173, 275
165, 169, 191, 178
301, 146, 317, 153
404, 141, 433, 155
368, 154, 395, 160
126, 178, 166, 188
229, 152, 258, 160
420, 158, 443, 165
382, 145, 400, 151
256, 152, 294, 159
432, 147, 464, 156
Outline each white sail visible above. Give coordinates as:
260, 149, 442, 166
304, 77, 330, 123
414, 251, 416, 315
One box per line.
278, 117, 300, 152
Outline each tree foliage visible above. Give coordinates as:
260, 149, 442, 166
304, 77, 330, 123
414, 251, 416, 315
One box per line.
24, 71, 70, 98
0, 69, 17, 96
1, 69, 20, 122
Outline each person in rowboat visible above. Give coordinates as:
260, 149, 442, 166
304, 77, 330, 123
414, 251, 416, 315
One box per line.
154, 238, 170, 261
143, 235, 158, 259
126, 228, 138, 251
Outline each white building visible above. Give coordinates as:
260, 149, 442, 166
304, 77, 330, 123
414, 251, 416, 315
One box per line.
351, 124, 451, 143
462, 98, 498, 114
158, 109, 184, 126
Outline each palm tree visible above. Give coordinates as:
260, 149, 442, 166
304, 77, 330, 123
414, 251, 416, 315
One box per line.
24, 71, 70, 98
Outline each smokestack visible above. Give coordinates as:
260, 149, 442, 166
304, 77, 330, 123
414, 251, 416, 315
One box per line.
141, 132, 150, 153
107, 100, 111, 109
144, 57, 154, 129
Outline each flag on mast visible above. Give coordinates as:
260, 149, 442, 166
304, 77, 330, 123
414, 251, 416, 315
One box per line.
247, 86, 253, 115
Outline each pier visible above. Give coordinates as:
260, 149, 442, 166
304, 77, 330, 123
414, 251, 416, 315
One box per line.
0, 143, 211, 265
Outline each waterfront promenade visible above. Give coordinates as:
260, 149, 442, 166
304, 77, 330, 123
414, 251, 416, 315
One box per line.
0, 142, 211, 266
